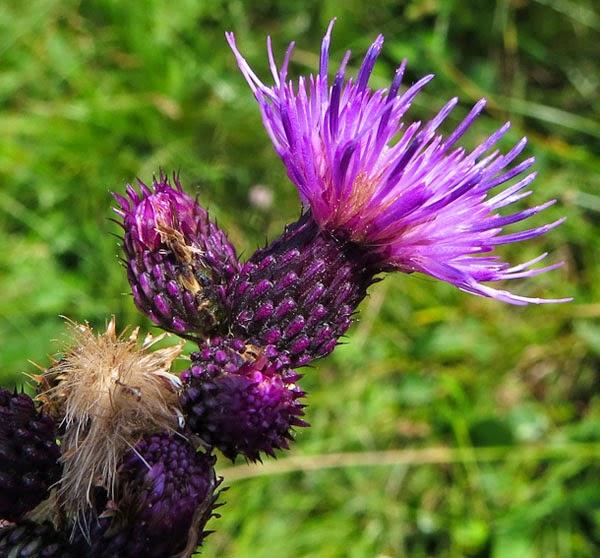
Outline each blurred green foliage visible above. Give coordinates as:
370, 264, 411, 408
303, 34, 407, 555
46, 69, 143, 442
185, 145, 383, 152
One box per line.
0, 0, 598, 556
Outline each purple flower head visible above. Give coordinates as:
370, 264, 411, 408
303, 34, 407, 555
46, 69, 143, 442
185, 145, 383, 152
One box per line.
181, 337, 307, 461
226, 20, 570, 305
114, 174, 240, 337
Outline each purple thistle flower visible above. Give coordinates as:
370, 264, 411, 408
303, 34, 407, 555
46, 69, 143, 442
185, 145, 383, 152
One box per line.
0, 389, 61, 522
226, 20, 570, 305
180, 336, 307, 461
114, 174, 240, 338
81, 434, 219, 557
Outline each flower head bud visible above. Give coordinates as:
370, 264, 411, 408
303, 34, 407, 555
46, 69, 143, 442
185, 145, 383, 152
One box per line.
81, 434, 219, 558
0, 389, 60, 521
226, 214, 378, 367
0, 521, 78, 557
114, 174, 240, 339
181, 337, 307, 461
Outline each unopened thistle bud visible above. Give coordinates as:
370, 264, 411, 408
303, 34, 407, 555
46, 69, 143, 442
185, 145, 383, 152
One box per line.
82, 434, 219, 558
37, 317, 183, 523
0, 521, 78, 558
114, 174, 240, 340
0, 389, 60, 521
226, 213, 380, 367
181, 337, 307, 461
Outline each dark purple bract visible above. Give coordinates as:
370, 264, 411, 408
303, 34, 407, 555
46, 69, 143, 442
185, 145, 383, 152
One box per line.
0, 389, 61, 522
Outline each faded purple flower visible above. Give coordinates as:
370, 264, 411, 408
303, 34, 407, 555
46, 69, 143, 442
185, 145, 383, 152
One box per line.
114, 174, 240, 338
226, 20, 569, 305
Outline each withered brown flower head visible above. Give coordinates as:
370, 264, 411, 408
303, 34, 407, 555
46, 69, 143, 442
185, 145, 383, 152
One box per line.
37, 317, 184, 523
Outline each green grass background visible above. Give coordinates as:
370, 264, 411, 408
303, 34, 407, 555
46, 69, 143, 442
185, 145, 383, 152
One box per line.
1, 1, 599, 556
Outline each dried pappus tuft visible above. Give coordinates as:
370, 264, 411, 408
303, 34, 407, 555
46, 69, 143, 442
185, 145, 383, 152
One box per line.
36, 317, 184, 524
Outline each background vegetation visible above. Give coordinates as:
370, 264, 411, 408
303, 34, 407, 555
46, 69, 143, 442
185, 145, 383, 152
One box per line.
0, 0, 598, 556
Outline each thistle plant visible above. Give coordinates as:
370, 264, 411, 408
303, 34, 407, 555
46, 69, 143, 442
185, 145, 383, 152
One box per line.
0, 19, 570, 558
179, 20, 568, 459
